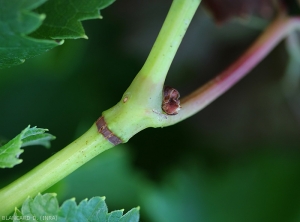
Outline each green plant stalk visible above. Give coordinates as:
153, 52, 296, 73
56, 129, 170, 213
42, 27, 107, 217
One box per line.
0, 0, 201, 217
1, 1, 299, 218
103, 0, 201, 141
0, 125, 113, 217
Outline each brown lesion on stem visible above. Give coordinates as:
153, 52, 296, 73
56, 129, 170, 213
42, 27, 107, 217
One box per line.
96, 116, 123, 145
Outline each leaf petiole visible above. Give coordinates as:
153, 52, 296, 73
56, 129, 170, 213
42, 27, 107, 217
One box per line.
160, 14, 300, 127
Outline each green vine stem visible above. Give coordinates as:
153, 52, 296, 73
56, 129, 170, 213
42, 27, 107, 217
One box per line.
0, 0, 201, 217
0, 125, 113, 217
2, 1, 299, 217
160, 15, 300, 127
103, 0, 201, 141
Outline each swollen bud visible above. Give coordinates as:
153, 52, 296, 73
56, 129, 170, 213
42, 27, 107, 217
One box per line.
162, 86, 181, 115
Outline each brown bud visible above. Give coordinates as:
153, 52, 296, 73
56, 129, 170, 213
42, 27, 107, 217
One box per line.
162, 86, 181, 115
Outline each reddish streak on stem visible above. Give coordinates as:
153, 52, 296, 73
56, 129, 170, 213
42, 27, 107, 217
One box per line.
175, 15, 300, 122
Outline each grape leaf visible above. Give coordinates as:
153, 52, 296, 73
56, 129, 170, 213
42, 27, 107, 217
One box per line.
21, 126, 55, 148
12, 193, 140, 222
0, 0, 115, 69
0, 0, 60, 69
202, 0, 274, 22
31, 0, 116, 39
0, 126, 55, 168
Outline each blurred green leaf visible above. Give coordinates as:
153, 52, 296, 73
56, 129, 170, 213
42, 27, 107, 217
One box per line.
0, 126, 55, 168
12, 193, 140, 222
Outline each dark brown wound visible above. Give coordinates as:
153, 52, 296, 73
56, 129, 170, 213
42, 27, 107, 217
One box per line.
96, 116, 122, 145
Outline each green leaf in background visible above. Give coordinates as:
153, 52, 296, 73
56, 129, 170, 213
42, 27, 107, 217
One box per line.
0, 0, 60, 69
11, 193, 140, 222
0, 126, 55, 168
15, 193, 58, 221
32, 0, 116, 39
0, 0, 115, 69
21, 126, 56, 148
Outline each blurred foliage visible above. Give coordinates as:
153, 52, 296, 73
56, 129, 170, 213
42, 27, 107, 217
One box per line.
1, 1, 300, 222
284, 0, 300, 16
202, 0, 274, 22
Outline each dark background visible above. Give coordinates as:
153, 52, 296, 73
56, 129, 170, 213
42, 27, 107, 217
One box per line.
1, 1, 300, 221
